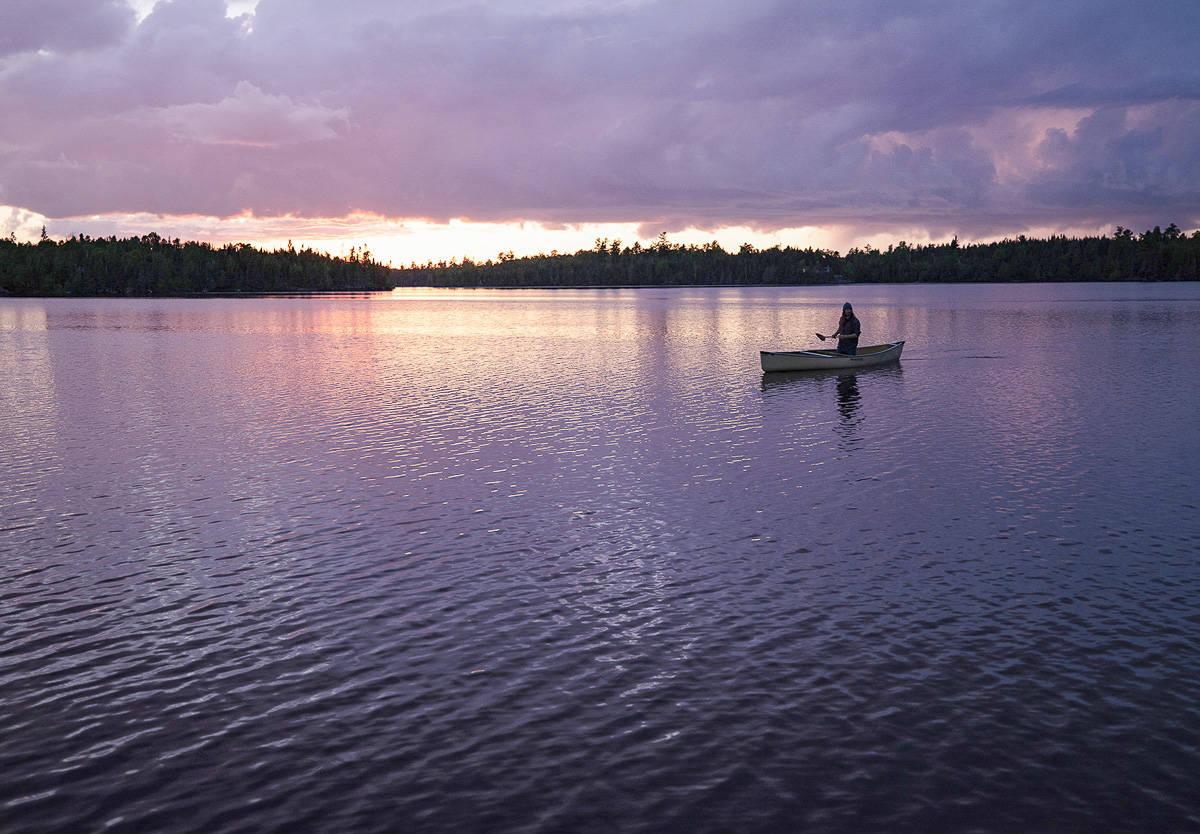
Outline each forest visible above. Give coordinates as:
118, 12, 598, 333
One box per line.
395, 224, 1200, 288
2, 224, 1197, 296
0, 230, 394, 296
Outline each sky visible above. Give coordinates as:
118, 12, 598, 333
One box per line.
2, 0, 1198, 266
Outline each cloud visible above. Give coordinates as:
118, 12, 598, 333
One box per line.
156, 81, 348, 147
0, 204, 47, 240
1, 0, 1198, 239
0, 0, 133, 58
1028, 101, 1200, 214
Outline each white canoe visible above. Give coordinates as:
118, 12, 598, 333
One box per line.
760, 341, 905, 372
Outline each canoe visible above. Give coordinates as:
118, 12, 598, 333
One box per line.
760, 341, 905, 372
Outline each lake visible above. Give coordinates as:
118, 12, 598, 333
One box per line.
2, 283, 1199, 832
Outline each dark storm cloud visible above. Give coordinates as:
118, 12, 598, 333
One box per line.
1, 0, 1197, 235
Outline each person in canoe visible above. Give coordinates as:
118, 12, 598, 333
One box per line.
831, 302, 860, 355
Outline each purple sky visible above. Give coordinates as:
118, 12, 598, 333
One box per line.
2, 0, 1198, 260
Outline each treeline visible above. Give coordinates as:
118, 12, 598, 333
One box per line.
5, 224, 1197, 296
395, 224, 1200, 287
0, 231, 394, 296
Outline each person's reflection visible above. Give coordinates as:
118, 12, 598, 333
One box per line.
835, 373, 862, 443
836, 373, 860, 418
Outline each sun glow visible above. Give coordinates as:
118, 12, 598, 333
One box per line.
3, 207, 849, 267
2, 204, 1139, 271
126, 0, 258, 22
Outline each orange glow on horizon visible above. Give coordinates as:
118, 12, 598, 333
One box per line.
5, 208, 845, 267
2, 204, 1146, 269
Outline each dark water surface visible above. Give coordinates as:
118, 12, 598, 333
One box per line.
3, 284, 1199, 832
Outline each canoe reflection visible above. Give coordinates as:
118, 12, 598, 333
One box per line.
759, 362, 903, 392
760, 365, 904, 448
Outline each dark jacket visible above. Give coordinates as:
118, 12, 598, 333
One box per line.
837, 315, 860, 354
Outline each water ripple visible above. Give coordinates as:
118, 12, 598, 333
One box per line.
2, 288, 1199, 832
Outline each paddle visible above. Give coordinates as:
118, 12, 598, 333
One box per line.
815, 333, 828, 341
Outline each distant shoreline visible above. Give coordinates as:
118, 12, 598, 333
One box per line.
3, 226, 1197, 296
393, 225, 1199, 289
5, 277, 1200, 299
386, 277, 1200, 290
0, 233, 392, 297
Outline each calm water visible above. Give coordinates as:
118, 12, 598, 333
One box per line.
2, 284, 1199, 833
